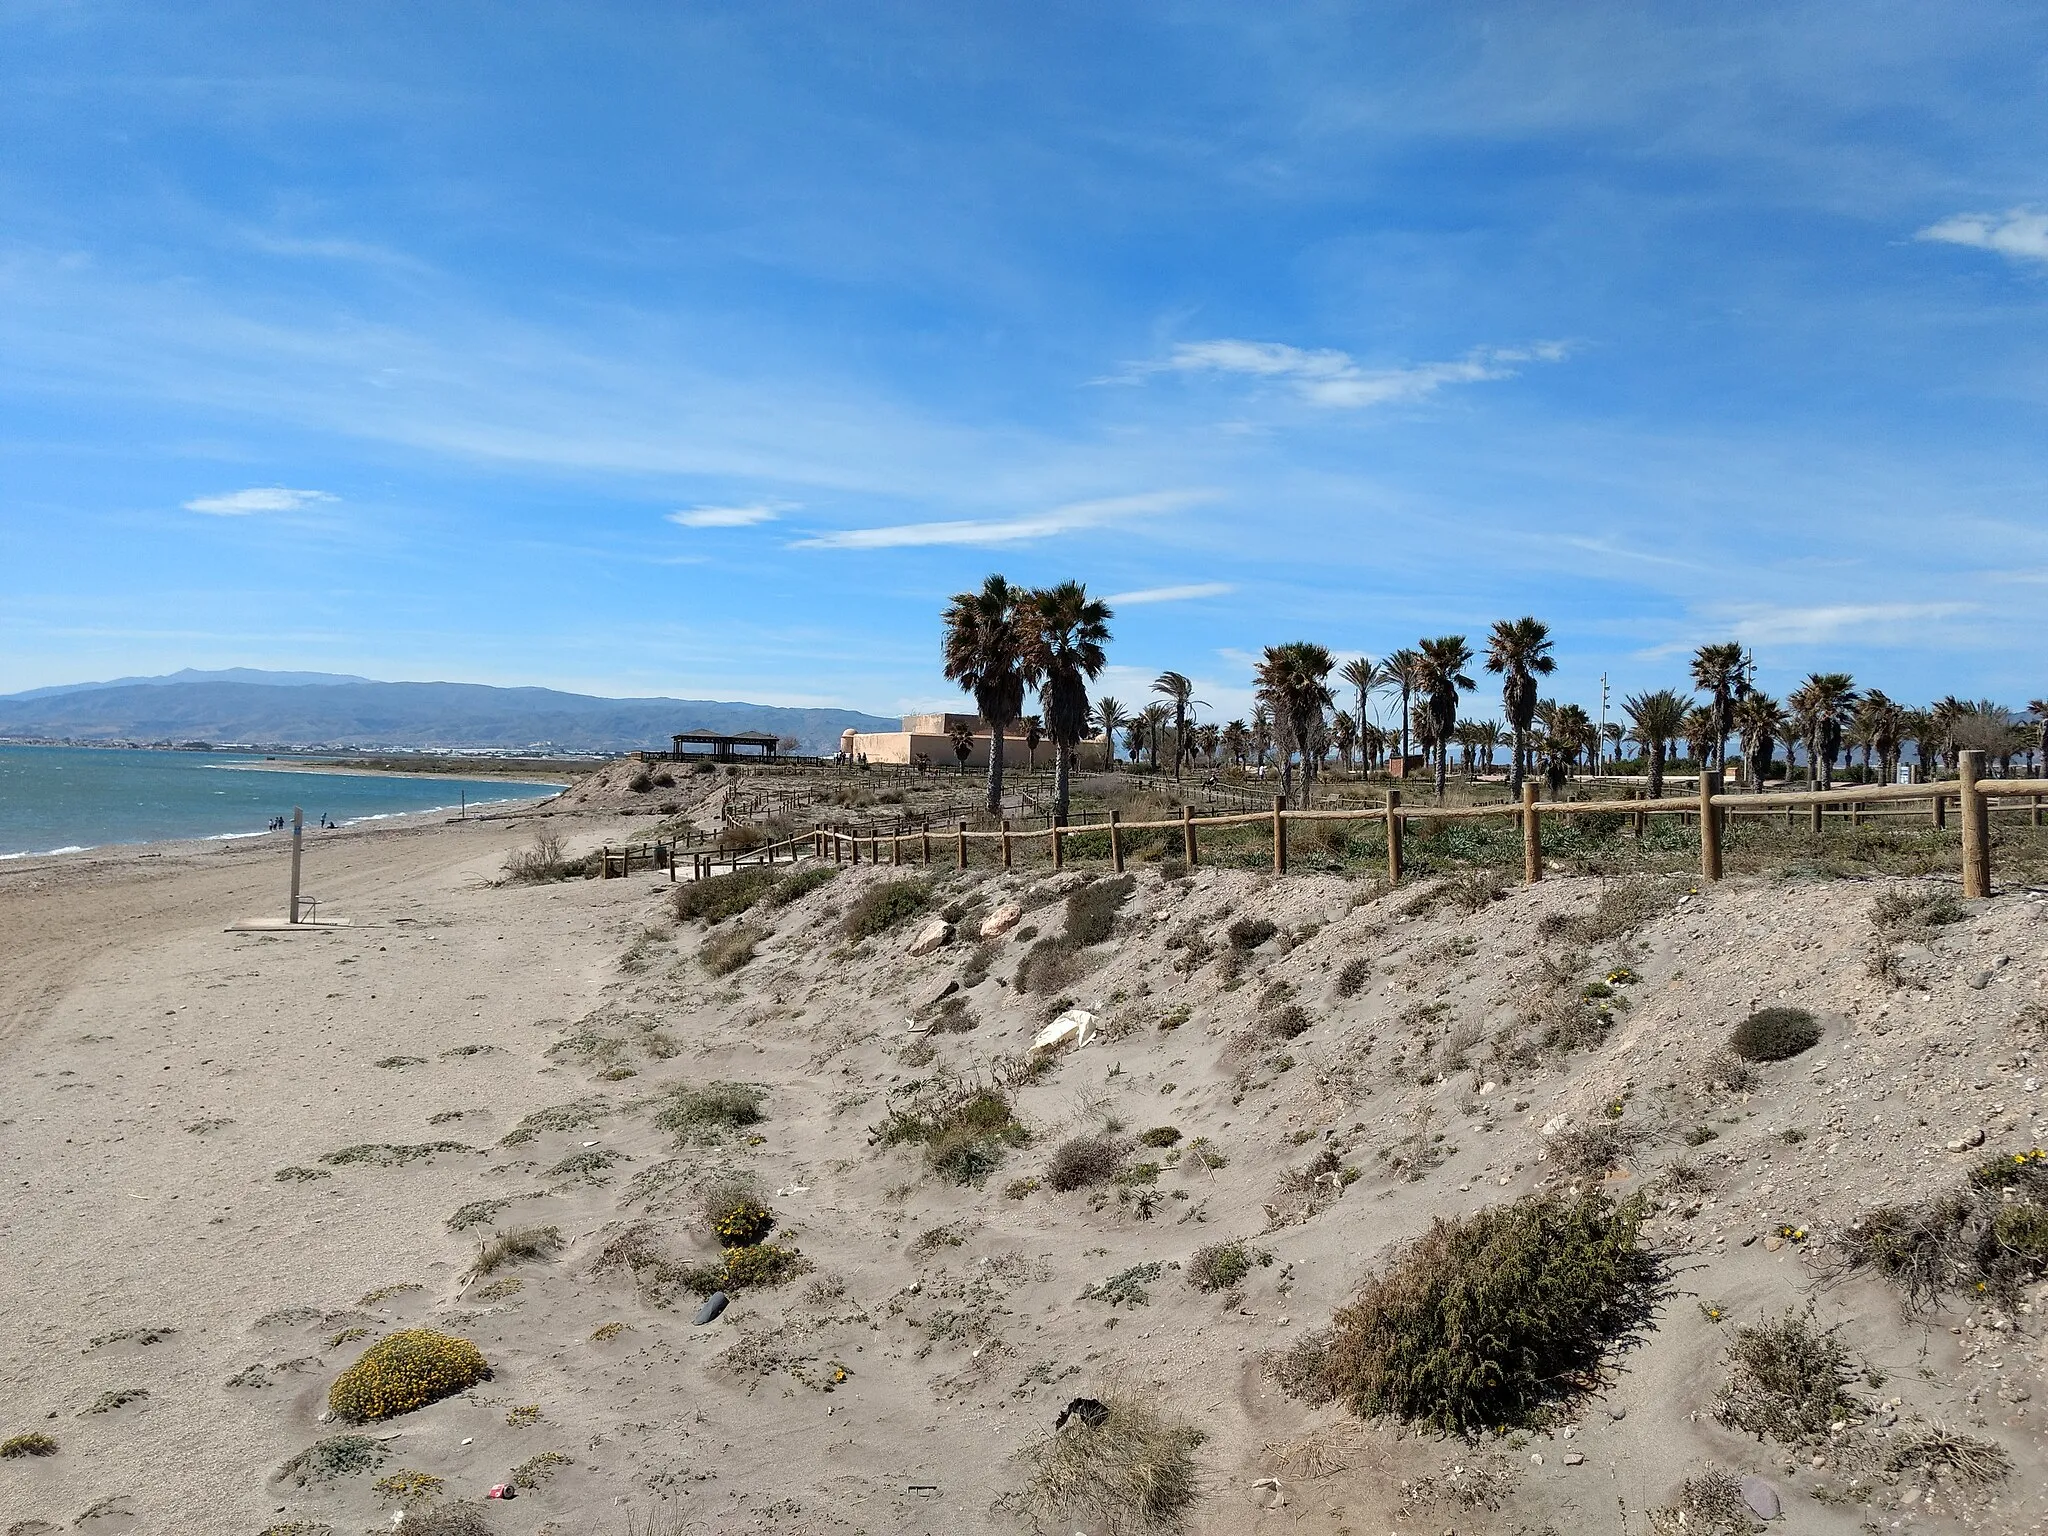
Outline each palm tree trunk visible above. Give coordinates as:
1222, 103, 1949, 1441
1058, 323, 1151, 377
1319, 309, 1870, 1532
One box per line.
1053, 743, 1070, 823
1509, 725, 1525, 797
984, 722, 1006, 816
1648, 742, 1664, 799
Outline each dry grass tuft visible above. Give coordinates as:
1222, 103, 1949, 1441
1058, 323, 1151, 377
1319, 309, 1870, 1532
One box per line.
1713, 1307, 1861, 1444
1871, 884, 1964, 933
1047, 1133, 1128, 1192
394, 1504, 495, 1536
1547, 1123, 1641, 1180
1017, 1386, 1206, 1533
653, 1081, 766, 1143
1884, 1425, 2012, 1487
699, 924, 765, 976
466, 1225, 562, 1281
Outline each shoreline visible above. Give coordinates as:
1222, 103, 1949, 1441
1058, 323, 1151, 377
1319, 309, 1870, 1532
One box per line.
211, 759, 574, 784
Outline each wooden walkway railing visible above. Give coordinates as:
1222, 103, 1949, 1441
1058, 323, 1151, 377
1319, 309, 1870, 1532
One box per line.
607, 749, 2042, 899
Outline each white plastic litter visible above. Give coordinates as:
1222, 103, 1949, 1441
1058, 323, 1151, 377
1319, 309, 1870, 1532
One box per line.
1032, 1008, 1095, 1052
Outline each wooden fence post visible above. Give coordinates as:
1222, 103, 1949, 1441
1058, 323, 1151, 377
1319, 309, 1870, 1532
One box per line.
922, 827, 931, 865
1109, 810, 1124, 874
1182, 804, 1197, 867
600, 843, 611, 880
1001, 819, 1013, 870
1385, 788, 1403, 884
1052, 822, 1064, 871
1959, 750, 1991, 899
957, 820, 968, 870
1809, 794, 1823, 835
891, 832, 901, 866
1932, 787, 1946, 829
1271, 795, 1287, 875
851, 834, 859, 866
1522, 783, 1542, 885
1699, 769, 1722, 883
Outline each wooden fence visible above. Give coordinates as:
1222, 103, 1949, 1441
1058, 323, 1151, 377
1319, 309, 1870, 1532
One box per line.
626, 750, 2044, 898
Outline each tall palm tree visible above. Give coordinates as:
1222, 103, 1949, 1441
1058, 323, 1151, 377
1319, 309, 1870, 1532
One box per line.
1019, 581, 1112, 823
1380, 647, 1422, 760
1338, 656, 1376, 755
1623, 688, 1691, 798
1122, 720, 1146, 766
1332, 709, 1358, 772
1253, 641, 1336, 807
1472, 718, 1505, 777
1734, 691, 1786, 791
1250, 704, 1272, 768
1152, 671, 1206, 780
1900, 706, 1936, 783
1415, 635, 1476, 799
1682, 705, 1719, 775
1931, 696, 1964, 773
1552, 702, 1596, 771
1196, 722, 1221, 767
1092, 696, 1128, 768
1689, 643, 1748, 771
1484, 617, 1556, 798
1222, 718, 1249, 772
940, 573, 1028, 815
1358, 719, 1387, 772
1853, 690, 1902, 784
1787, 672, 1858, 790
1139, 702, 1171, 770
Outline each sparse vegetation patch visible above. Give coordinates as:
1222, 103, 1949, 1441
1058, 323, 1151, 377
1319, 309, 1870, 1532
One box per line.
1728, 1006, 1821, 1063
653, 1081, 766, 1143
1018, 1386, 1204, 1535
843, 878, 932, 939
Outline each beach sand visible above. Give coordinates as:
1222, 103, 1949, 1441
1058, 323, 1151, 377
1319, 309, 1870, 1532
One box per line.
1, 806, 2044, 1534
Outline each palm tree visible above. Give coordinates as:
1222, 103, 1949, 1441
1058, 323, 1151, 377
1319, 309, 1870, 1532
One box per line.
1471, 718, 1505, 777
1331, 709, 1359, 773
1338, 656, 1376, 754
1152, 671, 1206, 780
1682, 705, 1719, 776
1139, 702, 1171, 770
1122, 720, 1146, 765
1854, 690, 1902, 785
1689, 643, 1748, 771
1196, 722, 1221, 767
940, 573, 1028, 815
1623, 688, 1691, 798
1735, 691, 1786, 791
1358, 719, 1387, 773
1901, 706, 1936, 783
1553, 702, 1596, 771
1931, 696, 1965, 773
1381, 648, 1423, 761
1787, 672, 1858, 790
1414, 635, 1476, 799
1092, 696, 1127, 768
1250, 704, 1272, 769
1222, 718, 1249, 772
1019, 581, 1112, 823
1484, 617, 1556, 798
1253, 641, 1336, 807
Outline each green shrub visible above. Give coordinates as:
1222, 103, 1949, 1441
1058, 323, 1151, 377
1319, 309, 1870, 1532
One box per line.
721, 1241, 810, 1291
1872, 885, 1964, 932
1314, 1192, 1656, 1436
672, 866, 780, 923
1264, 1003, 1311, 1040
762, 864, 837, 907
328, 1330, 491, 1422
320, 1140, 477, 1166
710, 1197, 776, 1247
1968, 1146, 2048, 1193
0, 1431, 57, 1458
843, 878, 932, 938
700, 924, 765, 976
1333, 956, 1373, 997
1064, 875, 1136, 946
1227, 916, 1278, 950
275, 1432, 387, 1485
872, 1075, 1029, 1185
653, 1081, 765, 1143
1187, 1240, 1268, 1293
1138, 1126, 1182, 1148
1017, 934, 1090, 996
1729, 1007, 1821, 1062
1714, 1307, 1862, 1443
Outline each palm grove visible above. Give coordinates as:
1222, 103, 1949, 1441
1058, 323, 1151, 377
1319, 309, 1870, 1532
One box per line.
941, 576, 2048, 819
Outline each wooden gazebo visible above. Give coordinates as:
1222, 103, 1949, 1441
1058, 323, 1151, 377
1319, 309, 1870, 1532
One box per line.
670, 730, 780, 763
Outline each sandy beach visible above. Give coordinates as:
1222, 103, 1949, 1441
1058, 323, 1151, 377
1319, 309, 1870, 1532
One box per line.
2, 799, 2044, 1534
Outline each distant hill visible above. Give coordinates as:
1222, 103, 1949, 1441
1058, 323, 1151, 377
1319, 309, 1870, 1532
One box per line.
0, 672, 897, 755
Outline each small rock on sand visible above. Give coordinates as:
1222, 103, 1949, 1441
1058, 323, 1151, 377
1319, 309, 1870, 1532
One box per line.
979, 900, 1023, 938
907, 920, 953, 956
1740, 1473, 1781, 1518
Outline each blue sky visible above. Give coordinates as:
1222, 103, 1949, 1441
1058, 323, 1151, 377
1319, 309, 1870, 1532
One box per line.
4, 3, 2046, 724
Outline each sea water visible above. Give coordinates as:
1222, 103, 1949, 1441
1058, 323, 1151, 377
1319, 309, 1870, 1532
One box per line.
0, 744, 563, 857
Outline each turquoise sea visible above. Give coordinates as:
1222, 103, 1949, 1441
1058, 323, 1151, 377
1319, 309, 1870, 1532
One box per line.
0, 744, 563, 858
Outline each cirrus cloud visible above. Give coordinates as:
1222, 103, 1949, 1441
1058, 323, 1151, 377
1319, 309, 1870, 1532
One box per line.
1917, 209, 2048, 265
1117, 339, 1569, 409
181, 486, 337, 516
668, 500, 790, 528
789, 489, 1217, 550
1103, 581, 1234, 605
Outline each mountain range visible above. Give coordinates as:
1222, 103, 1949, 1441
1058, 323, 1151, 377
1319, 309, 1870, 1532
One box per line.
0, 671, 897, 755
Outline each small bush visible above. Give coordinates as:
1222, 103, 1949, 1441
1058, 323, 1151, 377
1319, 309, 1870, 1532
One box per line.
1138, 1125, 1182, 1148
1264, 1003, 1312, 1040
843, 878, 932, 939
320, 1140, 477, 1167
1714, 1307, 1861, 1443
328, 1330, 490, 1422
395, 1505, 495, 1536
1316, 1192, 1657, 1436
1700, 1050, 1758, 1093
762, 864, 836, 907
502, 827, 567, 883
275, 1432, 387, 1485
1017, 1386, 1205, 1535
374, 1469, 444, 1504
709, 1196, 775, 1247
1227, 916, 1277, 951
1446, 866, 1507, 912
1885, 1426, 2013, 1487
872, 1074, 1029, 1185
672, 866, 780, 923
1187, 1240, 1268, 1293
700, 924, 764, 976
628, 770, 655, 793
1556, 874, 1666, 945
1065, 875, 1137, 946
1048, 1134, 1127, 1192
498, 1097, 606, 1146
1333, 955, 1373, 998
653, 1081, 765, 1143
1, 1431, 57, 1458
1548, 1123, 1639, 1180
1872, 885, 1964, 933
1016, 933, 1091, 996
1834, 1169, 2048, 1311
1728, 1006, 1821, 1062
681, 1241, 811, 1294
466, 1225, 561, 1280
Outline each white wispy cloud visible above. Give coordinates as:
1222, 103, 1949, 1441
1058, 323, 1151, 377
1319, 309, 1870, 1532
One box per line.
788, 489, 1216, 550
667, 501, 789, 528
1721, 602, 1977, 647
181, 486, 337, 516
1916, 209, 2048, 265
1103, 581, 1234, 605
1120, 339, 1568, 408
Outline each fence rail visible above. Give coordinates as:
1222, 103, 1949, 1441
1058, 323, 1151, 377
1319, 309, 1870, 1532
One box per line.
608, 750, 2042, 898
